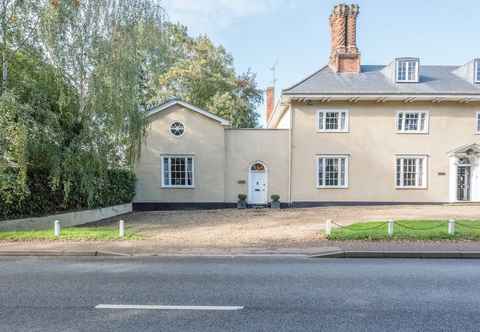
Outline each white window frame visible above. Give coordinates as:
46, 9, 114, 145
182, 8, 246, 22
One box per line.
475, 59, 480, 83
396, 111, 429, 134
161, 155, 195, 188
395, 154, 428, 189
476, 112, 480, 134
316, 155, 349, 189
396, 59, 419, 83
316, 110, 349, 133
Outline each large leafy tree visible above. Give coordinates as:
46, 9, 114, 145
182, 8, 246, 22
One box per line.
1, 0, 263, 216
0, 0, 42, 95
38, 0, 166, 203
152, 23, 262, 128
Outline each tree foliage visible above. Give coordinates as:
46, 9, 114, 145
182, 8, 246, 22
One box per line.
151, 23, 262, 128
0, 0, 263, 218
0, 0, 42, 94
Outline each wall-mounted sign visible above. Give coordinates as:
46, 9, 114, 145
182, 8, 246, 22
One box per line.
238, 180, 246, 184
438, 172, 446, 176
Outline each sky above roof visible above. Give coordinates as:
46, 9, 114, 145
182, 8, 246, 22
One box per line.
163, 0, 480, 126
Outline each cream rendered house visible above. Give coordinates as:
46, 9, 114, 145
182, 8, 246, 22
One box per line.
134, 4, 480, 210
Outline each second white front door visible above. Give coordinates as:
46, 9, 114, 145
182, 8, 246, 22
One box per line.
249, 171, 267, 204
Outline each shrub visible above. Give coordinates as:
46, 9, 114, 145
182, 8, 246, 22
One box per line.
271, 194, 280, 202
238, 194, 247, 202
0, 168, 136, 221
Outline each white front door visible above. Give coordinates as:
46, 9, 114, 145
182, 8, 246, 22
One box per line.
249, 171, 267, 204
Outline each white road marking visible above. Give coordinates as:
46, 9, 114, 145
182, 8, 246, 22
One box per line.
95, 304, 244, 311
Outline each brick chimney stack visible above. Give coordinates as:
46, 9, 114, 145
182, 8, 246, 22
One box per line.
329, 4, 361, 73
266, 87, 275, 121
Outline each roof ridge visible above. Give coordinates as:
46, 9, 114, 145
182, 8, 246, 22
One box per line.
283, 65, 330, 93
147, 99, 231, 126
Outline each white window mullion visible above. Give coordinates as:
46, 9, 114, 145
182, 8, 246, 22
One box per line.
400, 159, 404, 187
317, 110, 349, 132
162, 156, 195, 188
415, 159, 420, 187
317, 155, 349, 188
476, 112, 480, 133
322, 158, 327, 186
397, 111, 429, 133
396, 156, 427, 189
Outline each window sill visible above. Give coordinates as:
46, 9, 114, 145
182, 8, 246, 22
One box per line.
316, 130, 350, 133
161, 186, 195, 189
396, 131, 429, 135
316, 186, 349, 189
395, 186, 428, 190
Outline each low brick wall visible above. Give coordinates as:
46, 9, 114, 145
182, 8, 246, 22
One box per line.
0, 203, 132, 231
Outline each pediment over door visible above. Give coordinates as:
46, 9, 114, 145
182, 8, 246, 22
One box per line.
448, 143, 480, 158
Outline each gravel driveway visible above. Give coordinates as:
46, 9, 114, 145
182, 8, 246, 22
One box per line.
88, 204, 480, 248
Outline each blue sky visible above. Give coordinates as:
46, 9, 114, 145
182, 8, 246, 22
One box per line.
163, 0, 479, 125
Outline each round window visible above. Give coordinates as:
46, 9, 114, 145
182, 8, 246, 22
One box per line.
170, 122, 185, 137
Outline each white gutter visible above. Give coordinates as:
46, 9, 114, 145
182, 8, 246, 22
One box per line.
284, 94, 480, 103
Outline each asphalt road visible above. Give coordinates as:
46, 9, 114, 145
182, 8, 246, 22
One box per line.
1, 256, 480, 331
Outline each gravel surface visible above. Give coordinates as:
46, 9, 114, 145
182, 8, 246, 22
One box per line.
1, 205, 480, 253
88, 204, 480, 248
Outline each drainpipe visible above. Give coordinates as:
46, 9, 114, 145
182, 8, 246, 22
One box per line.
288, 105, 293, 206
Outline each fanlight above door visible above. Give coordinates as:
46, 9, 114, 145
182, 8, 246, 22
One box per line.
251, 163, 265, 172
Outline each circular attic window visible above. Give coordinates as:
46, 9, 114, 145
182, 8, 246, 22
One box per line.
170, 121, 185, 137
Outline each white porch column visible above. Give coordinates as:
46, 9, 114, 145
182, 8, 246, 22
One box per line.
448, 156, 457, 203
471, 156, 480, 202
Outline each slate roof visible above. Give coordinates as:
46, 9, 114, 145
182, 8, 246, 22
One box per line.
283, 65, 480, 96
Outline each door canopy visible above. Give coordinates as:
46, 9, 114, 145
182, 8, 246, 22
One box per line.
449, 143, 480, 159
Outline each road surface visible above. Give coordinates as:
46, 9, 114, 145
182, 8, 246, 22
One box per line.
1, 256, 479, 331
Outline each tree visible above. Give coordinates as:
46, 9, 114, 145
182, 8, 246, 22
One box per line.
37, 0, 167, 203
1, 1, 264, 216
0, 0, 42, 95
41, 0, 166, 165
0, 50, 72, 203
151, 23, 262, 128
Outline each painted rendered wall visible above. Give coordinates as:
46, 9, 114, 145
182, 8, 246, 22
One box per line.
276, 110, 291, 129
224, 129, 289, 203
134, 105, 226, 203
290, 101, 480, 203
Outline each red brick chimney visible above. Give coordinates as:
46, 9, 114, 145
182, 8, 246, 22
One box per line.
266, 87, 275, 121
329, 4, 361, 73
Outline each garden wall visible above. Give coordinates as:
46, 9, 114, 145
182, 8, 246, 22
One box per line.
0, 203, 132, 231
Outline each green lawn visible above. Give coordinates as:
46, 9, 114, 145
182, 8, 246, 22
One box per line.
328, 220, 480, 241
0, 227, 142, 241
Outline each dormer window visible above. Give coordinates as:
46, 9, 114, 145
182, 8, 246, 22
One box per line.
475, 59, 480, 83
396, 58, 419, 83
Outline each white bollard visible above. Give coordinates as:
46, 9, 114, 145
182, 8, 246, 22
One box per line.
119, 220, 125, 238
387, 220, 394, 237
325, 219, 332, 236
448, 219, 456, 235
54, 220, 61, 237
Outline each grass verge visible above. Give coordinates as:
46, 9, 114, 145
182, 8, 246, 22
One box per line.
0, 227, 142, 241
328, 220, 480, 241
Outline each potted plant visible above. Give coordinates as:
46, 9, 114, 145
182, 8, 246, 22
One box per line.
270, 194, 281, 209
237, 194, 247, 209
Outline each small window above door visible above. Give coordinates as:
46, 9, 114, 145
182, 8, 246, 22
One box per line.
251, 163, 265, 171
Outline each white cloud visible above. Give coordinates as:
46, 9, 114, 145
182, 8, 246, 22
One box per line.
163, 0, 291, 35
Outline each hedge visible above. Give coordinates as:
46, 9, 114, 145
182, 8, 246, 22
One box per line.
0, 168, 136, 221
